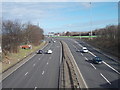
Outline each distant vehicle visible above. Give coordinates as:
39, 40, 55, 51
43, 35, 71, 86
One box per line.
82, 47, 88, 53
46, 50, 52, 54
53, 41, 56, 43
92, 57, 103, 64
37, 50, 43, 54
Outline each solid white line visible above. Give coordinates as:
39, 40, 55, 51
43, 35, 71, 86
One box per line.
84, 57, 88, 61
103, 61, 120, 75
100, 73, 111, 85
2, 42, 48, 81
3, 54, 35, 80
42, 71, 44, 75
25, 72, 28, 76
90, 63, 96, 69
59, 42, 62, 64
67, 42, 88, 88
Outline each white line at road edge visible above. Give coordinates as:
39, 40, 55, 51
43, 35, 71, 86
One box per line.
66, 42, 88, 88
90, 63, 96, 69
2, 42, 48, 81
100, 73, 111, 85
75, 40, 120, 75
59, 42, 62, 64
103, 61, 120, 75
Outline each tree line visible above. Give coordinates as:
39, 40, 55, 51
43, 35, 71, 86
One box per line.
87, 25, 119, 58
2, 20, 44, 55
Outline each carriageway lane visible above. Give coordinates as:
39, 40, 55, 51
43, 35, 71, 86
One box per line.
2, 40, 62, 88
58, 38, 120, 88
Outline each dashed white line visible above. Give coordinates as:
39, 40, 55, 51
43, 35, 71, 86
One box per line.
100, 73, 111, 85
24, 72, 28, 76
34, 87, 37, 90
42, 71, 44, 75
49, 57, 52, 59
103, 61, 120, 75
90, 63, 96, 69
88, 51, 96, 57
84, 57, 88, 61
81, 53, 83, 56
33, 63, 36, 67
73, 44, 77, 49
46, 62, 49, 65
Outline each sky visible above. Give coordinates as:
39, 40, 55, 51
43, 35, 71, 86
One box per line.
2, 1, 118, 34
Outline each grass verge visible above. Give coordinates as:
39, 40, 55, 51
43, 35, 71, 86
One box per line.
0, 41, 47, 73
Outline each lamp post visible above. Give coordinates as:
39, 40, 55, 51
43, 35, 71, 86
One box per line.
90, 2, 93, 39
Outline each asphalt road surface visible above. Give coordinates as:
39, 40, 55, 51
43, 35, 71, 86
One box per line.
2, 37, 120, 89
58, 37, 120, 88
2, 39, 62, 88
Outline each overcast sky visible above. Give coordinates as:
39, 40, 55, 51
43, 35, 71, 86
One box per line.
2, 1, 118, 34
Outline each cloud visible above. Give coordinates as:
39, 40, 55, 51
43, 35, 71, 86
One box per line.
80, 2, 92, 8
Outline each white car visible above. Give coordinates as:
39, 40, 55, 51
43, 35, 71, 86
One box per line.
46, 50, 52, 54
82, 47, 88, 53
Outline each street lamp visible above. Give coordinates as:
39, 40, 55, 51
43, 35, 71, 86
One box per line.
90, 2, 93, 39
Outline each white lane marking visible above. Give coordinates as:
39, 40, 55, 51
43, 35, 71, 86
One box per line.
49, 57, 52, 59
34, 87, 37, 90
25, 72, 28, 76
67, 42, 88, 88
103, 61, 120, 75
73, 44, 77, 49
75, 41, 83, 47
42, 71, 44, 75
90, 63, 96, 69
33, 63, 36, 67
84, 57, 88, 61
46, 62, 49, 65
59, 41, 62, 64
88, 51, 96, 57
100, 73, 111, 85
2, 42, 48, 81
81, 53, 83, 56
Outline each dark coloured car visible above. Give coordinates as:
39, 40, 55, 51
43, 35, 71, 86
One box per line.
37, 50, 43, 54
92, 57, 103, 64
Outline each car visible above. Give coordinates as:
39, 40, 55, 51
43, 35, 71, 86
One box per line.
92, 57, 103, 64
37, 50, 43, 54
82, 47, 88, 53
46, 50, 52, 54
53, 41, 56, 43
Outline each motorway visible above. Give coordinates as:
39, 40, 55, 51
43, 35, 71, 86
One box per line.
58, 37, 120, 88
2, 37, 120, 88
2, 38, 62, 88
